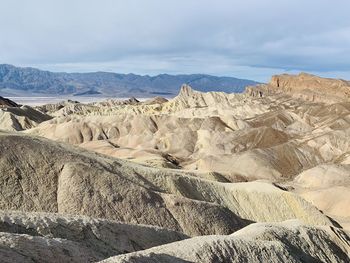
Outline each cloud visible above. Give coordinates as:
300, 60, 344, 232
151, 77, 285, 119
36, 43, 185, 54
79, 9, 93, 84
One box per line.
0, 0, 349, 81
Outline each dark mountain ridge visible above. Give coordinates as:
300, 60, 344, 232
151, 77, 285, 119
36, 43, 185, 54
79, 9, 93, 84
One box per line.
0, 64, 259, 97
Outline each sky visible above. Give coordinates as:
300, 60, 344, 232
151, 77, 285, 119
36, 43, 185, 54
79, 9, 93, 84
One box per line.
0, 0, 350, 82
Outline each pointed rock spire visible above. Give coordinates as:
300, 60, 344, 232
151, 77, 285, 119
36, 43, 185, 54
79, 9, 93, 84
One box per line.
179, 84, 194, 97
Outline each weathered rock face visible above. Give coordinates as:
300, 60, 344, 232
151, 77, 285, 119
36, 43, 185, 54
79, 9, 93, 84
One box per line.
0, 210, 187, 263
270, 73, 350, 101
100, 221, 350, 263
246, 73, 350, 103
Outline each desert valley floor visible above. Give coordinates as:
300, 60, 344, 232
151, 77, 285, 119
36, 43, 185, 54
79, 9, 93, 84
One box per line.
0, 73, 349, 262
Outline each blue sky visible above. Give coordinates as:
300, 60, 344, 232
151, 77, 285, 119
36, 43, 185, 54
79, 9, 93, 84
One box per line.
1, 0, 350, 82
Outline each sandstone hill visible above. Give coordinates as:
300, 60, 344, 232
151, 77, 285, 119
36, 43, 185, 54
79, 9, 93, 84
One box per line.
0, 105, 51, 131
0, 130, 348, 262
0, 73, 350, 262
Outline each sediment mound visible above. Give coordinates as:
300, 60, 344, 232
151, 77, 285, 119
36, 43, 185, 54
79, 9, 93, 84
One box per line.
293, 164, 350, 228
101, 220, 350, 263
0, 105, 51, 131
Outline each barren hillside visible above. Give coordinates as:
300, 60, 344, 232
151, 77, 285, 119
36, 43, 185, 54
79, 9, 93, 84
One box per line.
0, 73, 349, 262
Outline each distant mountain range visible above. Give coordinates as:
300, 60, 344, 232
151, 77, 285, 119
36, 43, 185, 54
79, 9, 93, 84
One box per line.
0, 64, 259, 97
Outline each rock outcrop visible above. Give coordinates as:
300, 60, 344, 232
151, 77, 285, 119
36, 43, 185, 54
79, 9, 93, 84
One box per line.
246, 73, 350, 103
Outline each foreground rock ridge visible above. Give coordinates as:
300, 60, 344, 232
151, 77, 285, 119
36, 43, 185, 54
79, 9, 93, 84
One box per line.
0, 73, 349, 262
101, 221, 350, 263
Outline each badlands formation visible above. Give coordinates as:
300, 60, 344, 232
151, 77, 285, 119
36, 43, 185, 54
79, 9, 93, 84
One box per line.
0, 73, 349, 262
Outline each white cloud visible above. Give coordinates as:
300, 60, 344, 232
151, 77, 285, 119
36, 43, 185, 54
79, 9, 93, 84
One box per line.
1, 0, 350, 81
